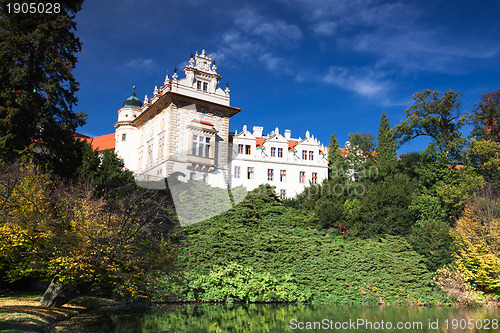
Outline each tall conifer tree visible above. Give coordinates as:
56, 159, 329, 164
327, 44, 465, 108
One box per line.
377, 112, 397, 174
0, 1, 86, 176
328, 133, 343, 179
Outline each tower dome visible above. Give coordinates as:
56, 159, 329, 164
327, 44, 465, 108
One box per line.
122, 86, 142, 109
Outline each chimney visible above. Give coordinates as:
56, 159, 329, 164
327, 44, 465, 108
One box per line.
253, 126, 263, 137
284, 129, 291, 140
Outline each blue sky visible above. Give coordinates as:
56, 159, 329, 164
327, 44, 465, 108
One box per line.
74, 0, 500, 155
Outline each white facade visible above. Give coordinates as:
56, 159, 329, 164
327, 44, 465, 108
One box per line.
114, 50, 238, 188
229, 125, 329, 198
112, 50, 329, 198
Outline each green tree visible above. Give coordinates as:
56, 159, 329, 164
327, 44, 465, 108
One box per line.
327, 133, 344, 179
377, 112, 397, 175
394, 89, 469, 165
94, 150, 134, 195
408, 220, 455, 272
347, 175, 417, 237
465, 138, 500, 189
77, 144, 134, 196
471, 88, 500, 143
348, 132, 376, 154
0, 1, 87, 176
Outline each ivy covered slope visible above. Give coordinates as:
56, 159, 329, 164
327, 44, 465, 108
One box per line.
158, 185, 445, 304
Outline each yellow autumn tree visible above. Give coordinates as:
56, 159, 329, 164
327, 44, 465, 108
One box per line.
452, 185, 500, 294
0, 162, 56, 281
0, 161, 178, 306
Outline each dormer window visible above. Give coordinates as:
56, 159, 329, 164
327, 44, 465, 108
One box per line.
196, 80, 208, 92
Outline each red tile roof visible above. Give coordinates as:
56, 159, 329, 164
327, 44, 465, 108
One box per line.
88, 133, 115, 151
74, 133, 91, 140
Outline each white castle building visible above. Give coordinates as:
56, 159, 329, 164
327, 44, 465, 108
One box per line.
92, 50, 329, 198
230, 125, 328, 198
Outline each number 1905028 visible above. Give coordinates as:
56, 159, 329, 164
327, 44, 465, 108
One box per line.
6, 3, 61, 14
444, 318, 498, 330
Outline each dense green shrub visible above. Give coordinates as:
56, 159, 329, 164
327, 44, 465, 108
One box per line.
186, 262, 311, 302
408, 220, 455, 272
155, 188, 445, 304
346, 175, 417, 237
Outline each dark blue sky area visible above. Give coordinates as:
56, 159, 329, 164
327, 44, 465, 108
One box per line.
74, 0, 500, 155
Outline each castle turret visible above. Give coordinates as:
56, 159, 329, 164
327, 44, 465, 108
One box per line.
117, 86, 142, 123
114, 87, 142, 170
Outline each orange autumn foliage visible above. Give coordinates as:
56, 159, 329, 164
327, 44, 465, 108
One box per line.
452, 185, 500, 294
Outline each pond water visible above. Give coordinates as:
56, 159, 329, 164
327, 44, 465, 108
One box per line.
71, 303, 500, 332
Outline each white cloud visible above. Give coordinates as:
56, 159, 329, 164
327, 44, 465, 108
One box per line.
214, 30, 262, 63
313, 21, 338, 36
322, 66, 390, 99
285, 0, 499, 74
259, 53, 282, 71
123, 58, 155, 71
234, 7, 302, 45
213, 7, 302, 74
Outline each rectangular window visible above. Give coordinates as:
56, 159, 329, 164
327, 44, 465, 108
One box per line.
248, 167, 254, 180
203, 82, 208, 91
309, 151, 314, 160
205, 137, 210, 157
280, 189, 286, 200
197, 81, 201, 90
302, 150, 307, 160
147, 142, 153, 166
158, 136, 165, 159
192, 135, 198, 155
278, 148, 283, 158
137, 149, 143, 169
234, 166, 240, 178
122, 133, 127, 141
245, 145, 251, 155
280, 170, 286, 182
192, 134, 210, 158
238, 144, 244, 154
198, 136, 204, 156
299, 171, 305, 184
312, 172, 318, 184
271, 147, 276, 157
190, 172, 195, 180
268, 169, 274, 181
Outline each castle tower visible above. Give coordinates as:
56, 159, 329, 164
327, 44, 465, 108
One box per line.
114, 87, 142, 170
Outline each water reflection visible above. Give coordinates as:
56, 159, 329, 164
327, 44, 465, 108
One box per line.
75, 303, 500, 333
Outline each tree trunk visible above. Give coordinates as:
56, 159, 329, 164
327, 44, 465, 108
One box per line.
39, 279, 75, 307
